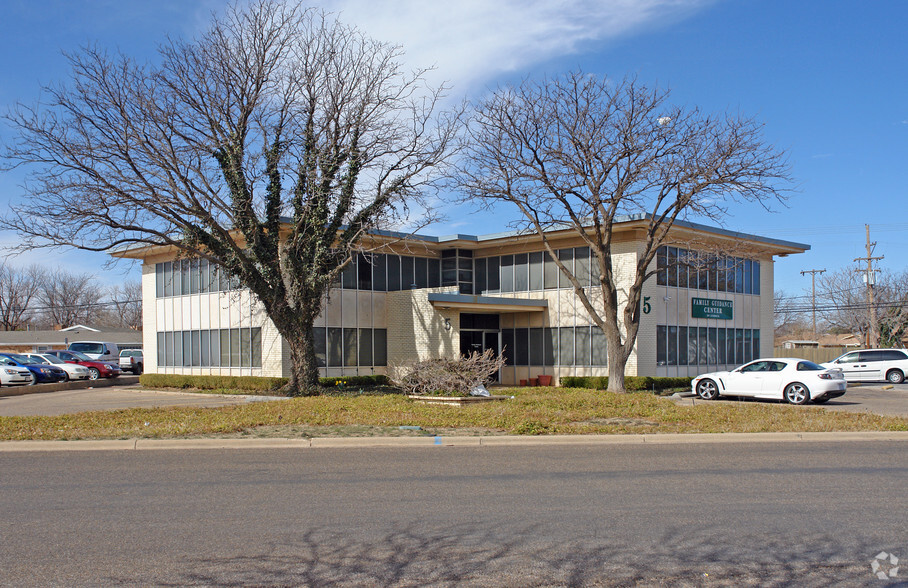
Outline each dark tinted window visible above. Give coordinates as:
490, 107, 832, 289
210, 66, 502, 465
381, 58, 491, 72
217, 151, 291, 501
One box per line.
881, 350, 908, 361
860, 351, 886, 362
797, 361, 824, 371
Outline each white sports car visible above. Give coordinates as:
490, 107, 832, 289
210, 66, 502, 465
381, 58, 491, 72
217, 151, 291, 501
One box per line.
692, 358, 847, 405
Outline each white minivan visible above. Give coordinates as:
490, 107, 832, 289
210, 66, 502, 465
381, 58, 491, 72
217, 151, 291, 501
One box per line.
67, 341, 140, 363
822, 349, 908, 384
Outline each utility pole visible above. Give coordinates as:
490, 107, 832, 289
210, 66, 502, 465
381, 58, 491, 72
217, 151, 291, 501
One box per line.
800, 268, 826, 338
854, 224, 883, 348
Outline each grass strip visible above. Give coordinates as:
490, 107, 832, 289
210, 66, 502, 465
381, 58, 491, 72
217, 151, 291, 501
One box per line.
0, 387, 905, 441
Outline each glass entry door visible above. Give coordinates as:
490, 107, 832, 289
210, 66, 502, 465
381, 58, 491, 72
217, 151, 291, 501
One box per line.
460, 329, 501, 383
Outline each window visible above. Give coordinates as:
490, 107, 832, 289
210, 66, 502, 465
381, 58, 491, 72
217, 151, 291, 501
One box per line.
314, 327, 327, 367
797, 361, 824, 371
359, 328, 373, 367
373, 329, 388, 366
475, 258, 487, 294
677, 249, 688, 289
373, 254, 387, 291
717, 328, 727, 364
387, 255, 401, 291
544, 252, 558, 289
591, 328, 607, 366
575, 247, 591, 287
558, 249, 573, 288
837, 352, 860, 364
401, 256, 415, 289
156, 263, 164, 298
558, 327, 573, 365
515, 328, 529, 365
543, 327, 557, 365
678, 326, 688, 365
415, 257, 428, 289
514, 253, 529, 291
657, 325, 667, 366
528, 252, 543, 291
656, 246, 667, 286
529, 328, 544, 364
191, 330, 201, 366
327, 328, 343, 367
501, 329, 514, 365
358, 253, 373, 290
500, 255, 514, 292
486, 256, 500, 293
668, 326, 678, 366
343, 328, 358, 367
575, 326, 591, 366
157, 332, 165, 367
666, 247, 678, 287
341, 256, 357, 289
154, 328, 262, 368
428, 258, 441, 288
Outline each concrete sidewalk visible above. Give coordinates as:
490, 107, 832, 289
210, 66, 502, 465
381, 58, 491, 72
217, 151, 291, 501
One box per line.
1, 430, 907, 452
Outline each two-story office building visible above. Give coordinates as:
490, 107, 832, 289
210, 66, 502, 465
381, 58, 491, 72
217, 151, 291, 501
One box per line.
116, 215, 807, 385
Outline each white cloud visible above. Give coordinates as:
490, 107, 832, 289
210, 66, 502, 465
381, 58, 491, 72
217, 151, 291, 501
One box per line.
319, 0, 711, 92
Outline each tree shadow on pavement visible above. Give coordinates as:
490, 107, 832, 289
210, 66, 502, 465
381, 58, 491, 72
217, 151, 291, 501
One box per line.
118, 523, 904, 587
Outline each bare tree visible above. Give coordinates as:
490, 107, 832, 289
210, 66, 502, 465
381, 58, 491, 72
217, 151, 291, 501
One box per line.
0, 263, 43, 330
773, 289, 813, 341
457, 73, 789, 392
38, 268, 104, 328
1, 1, 459, 393
106, 281, 143, 330
817, 267, 908, 347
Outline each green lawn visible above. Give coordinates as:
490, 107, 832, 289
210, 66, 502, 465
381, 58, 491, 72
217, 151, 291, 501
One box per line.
1, 386, 906, 441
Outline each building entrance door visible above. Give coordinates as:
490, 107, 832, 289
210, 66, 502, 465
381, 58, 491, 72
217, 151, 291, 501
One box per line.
459, 330, 500, 357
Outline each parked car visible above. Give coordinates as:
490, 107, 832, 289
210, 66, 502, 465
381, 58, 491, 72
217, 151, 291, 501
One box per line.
23, 353, 91, 381
118, 349, 144, 375
821, 349, 908, 384
692, 358, 847, 405
44, 350, 122, 380
67, 341, 139, 363
0, 353, 67, 385
0, 359, 34, 387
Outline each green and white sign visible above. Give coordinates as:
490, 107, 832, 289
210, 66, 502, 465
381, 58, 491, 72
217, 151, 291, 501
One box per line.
691, 297, 733, 320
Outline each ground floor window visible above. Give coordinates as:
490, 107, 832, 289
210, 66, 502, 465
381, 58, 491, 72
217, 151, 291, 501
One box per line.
500, 326, 606, 367
312, 327, 387, 368
156, 328, 262, 368
656, 325, 759, 367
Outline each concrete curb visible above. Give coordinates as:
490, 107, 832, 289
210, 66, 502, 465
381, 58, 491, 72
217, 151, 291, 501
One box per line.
1, 431, 907, 452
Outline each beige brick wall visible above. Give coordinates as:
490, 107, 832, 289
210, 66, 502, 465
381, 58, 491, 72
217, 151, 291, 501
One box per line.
386, 287, 459, 366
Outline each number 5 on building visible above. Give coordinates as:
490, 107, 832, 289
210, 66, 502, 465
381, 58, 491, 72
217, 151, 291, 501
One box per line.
643, 296, 651, 314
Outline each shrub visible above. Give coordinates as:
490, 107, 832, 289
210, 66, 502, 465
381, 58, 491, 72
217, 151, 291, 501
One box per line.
140, 374, 287, 391
318, 375, 390, 388
140, 373, 390, 393
390, 349, 506, 396
559, 375, 692, 391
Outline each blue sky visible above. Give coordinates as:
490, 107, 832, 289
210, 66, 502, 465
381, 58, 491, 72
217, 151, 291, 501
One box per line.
1, 0, 905, 297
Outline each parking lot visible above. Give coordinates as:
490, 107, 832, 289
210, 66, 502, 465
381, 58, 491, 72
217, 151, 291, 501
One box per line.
674, 382, 908, 417
0, 379, 285, 417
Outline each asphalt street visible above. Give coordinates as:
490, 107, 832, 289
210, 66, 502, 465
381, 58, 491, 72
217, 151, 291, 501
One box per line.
1, 441, 906, 586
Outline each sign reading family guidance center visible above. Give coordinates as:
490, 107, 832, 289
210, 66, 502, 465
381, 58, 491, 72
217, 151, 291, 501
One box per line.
691, 298, 733, 320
